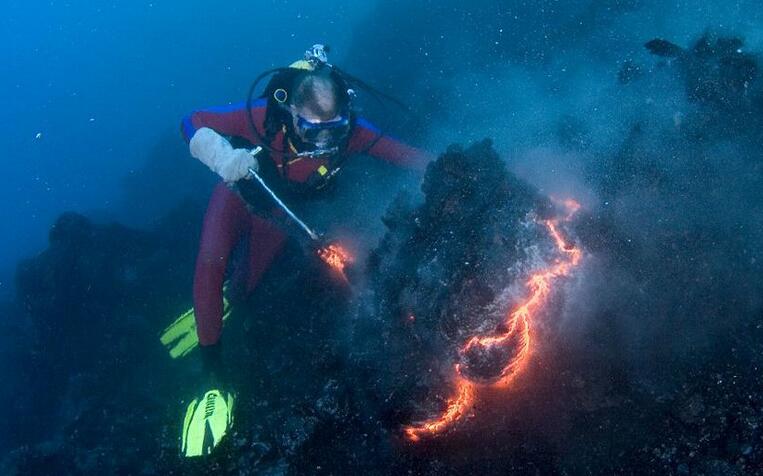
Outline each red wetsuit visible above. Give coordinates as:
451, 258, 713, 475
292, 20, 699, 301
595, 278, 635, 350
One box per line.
181, 99, 431, 346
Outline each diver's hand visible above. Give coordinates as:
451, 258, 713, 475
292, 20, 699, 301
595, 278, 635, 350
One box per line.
217, 148, 257, 183
189, 127, 258, 182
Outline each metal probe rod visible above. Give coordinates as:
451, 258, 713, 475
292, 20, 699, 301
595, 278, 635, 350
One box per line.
247, 163, 321, 241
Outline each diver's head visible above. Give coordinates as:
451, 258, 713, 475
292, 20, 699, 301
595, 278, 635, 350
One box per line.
287, 70, 351, 149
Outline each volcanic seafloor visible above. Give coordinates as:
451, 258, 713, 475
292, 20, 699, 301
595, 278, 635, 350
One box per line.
3, 28, 763, 476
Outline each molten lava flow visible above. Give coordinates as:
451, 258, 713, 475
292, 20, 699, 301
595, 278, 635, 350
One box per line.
317, 243, 354, 281
404, 377, 475, 442
403, 200, 583, 442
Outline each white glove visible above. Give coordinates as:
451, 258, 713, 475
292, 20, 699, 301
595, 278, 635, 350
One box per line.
189, 127, 258, 182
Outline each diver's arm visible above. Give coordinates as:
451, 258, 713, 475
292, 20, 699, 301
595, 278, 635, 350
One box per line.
180, 98, 268, 145
193, 184, 249, 347
348, 117, 434, 171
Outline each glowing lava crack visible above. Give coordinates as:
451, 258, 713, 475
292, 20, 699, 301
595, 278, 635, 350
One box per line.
404, 199, 583, 442
317, 243, 354, 282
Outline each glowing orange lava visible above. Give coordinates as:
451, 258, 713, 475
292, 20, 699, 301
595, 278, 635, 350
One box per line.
317, 243, 354, 281
404, 377, 475, 442
403, 199, 583, 441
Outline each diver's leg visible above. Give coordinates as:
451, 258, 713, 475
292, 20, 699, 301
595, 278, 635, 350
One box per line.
193, 184, 249, 347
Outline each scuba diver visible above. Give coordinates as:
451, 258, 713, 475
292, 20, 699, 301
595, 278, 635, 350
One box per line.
173, 45, 432, 457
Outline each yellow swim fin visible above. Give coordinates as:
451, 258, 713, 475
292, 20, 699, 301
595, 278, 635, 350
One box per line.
160, 285, 232, 359
181, 389, 235, 457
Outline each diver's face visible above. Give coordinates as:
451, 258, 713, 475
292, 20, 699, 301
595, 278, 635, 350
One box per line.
290, 103, 349, 149
290, 105, 338, 147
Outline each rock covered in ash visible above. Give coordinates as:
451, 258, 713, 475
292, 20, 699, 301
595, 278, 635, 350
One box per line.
3, 206, 204, 474
357, 139, 549, 424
